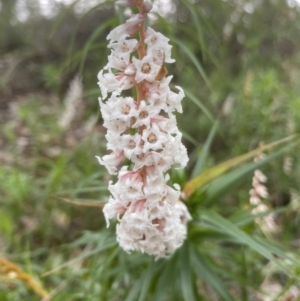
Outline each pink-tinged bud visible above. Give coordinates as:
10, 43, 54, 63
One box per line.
124, 64, 136, 75
143, 0, 153, 13
95, 151, 125, 175
116, 0, 137, 7
107, 14, 145, 42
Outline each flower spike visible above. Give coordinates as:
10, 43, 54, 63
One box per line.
96, 0, 191, 259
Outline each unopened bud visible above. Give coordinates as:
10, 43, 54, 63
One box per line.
143, 0, 153, 13
116, 0, 137, 7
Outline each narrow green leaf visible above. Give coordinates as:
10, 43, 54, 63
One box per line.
190, 245, 235, 301
42, 239, 116, 276
180, 0, 206, 59
79, 19, 115, 74
74, 186, 108, 193
180, 243, 196, 301
181, 129, 198, 146
229, 207, 288, 227
67, 0, 116, 68
200, 209, 292, 274
184, 135, 297, 197
171, 37, 211, 89
185, 89, 214, 123
55, 196, 106, 207
255, 237, 300, 266
124, 276, 143, 301
191, 121, 219, 178
138, 261, 162, 301
49, 0, 81, 39
204, 146, 290, 205
117, 5, 125, 24
153, 256, 178, 301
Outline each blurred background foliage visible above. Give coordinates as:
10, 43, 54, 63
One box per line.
1, 0, 300, 300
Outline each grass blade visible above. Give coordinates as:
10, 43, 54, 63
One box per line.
171, 37, 211, 89
191, 121, 219, 178
153, 255, 178, 301
200, 209, 293, 274
138, 261, 162, 301
190, 246, 235, 301
180, 243, 197, 301
79, 19, 115, 74
204, 146, 291, 205
185, 89, 215, 123
184, 135, 297, 198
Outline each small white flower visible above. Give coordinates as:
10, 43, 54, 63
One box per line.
254, 169, 267, 183
103, 196, 127, 227
132, 55, 160, 83
109, 96, 137, 122
108, 38, 138, 64
97, 69, 123, 99
109, 175, 144, 204
96, 151, 125, 175
166, 86, 185, 114
105, 53, 128, 71
132, 100, 160, 128
107, 14, 144, 42
131, 152, 153, 170
142, 123, 168, 152
121, 133, 143, 159
149, 152, 173, 173
145, 27, 175, 63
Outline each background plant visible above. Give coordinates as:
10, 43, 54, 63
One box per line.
1, 0, 300, 300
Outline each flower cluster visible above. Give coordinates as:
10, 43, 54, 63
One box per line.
249, 153, 277, 233
96, 0, 191, 258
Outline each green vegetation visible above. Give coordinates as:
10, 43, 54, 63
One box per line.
1, 0, 300, 300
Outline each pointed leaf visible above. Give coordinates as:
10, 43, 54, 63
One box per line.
138, 261, 163, 301
191, 121, 219, 178
171, 37, 211, 89
180, 243, 196, 301
79, 19, 115, 74
183, 135, 297, 198
55, 196, 106, 207
200, 209, 293, 274
153, 256, 178, 301
190, 246, 235, 301
185, 89, 214, 123
204, 146, 290, 205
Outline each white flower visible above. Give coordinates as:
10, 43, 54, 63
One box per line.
108, 96, 137, 122
110, 171, 144, 201
121, 133, 143, 159
254, 169, 267, 183
97, 69, 123, 99
132, 100, 160, 128
108, 38, 138, 64
149, 152, 173, 173
166, 86, 185, 114
107, 14, 144, 42
96, 151, 125, 175
131, 152, 153, 170
103, 196, 127, 227
105, 53, 128, 71
145, 27, 175, 63
132, 55, 161, 83
142, 123, 169, 152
